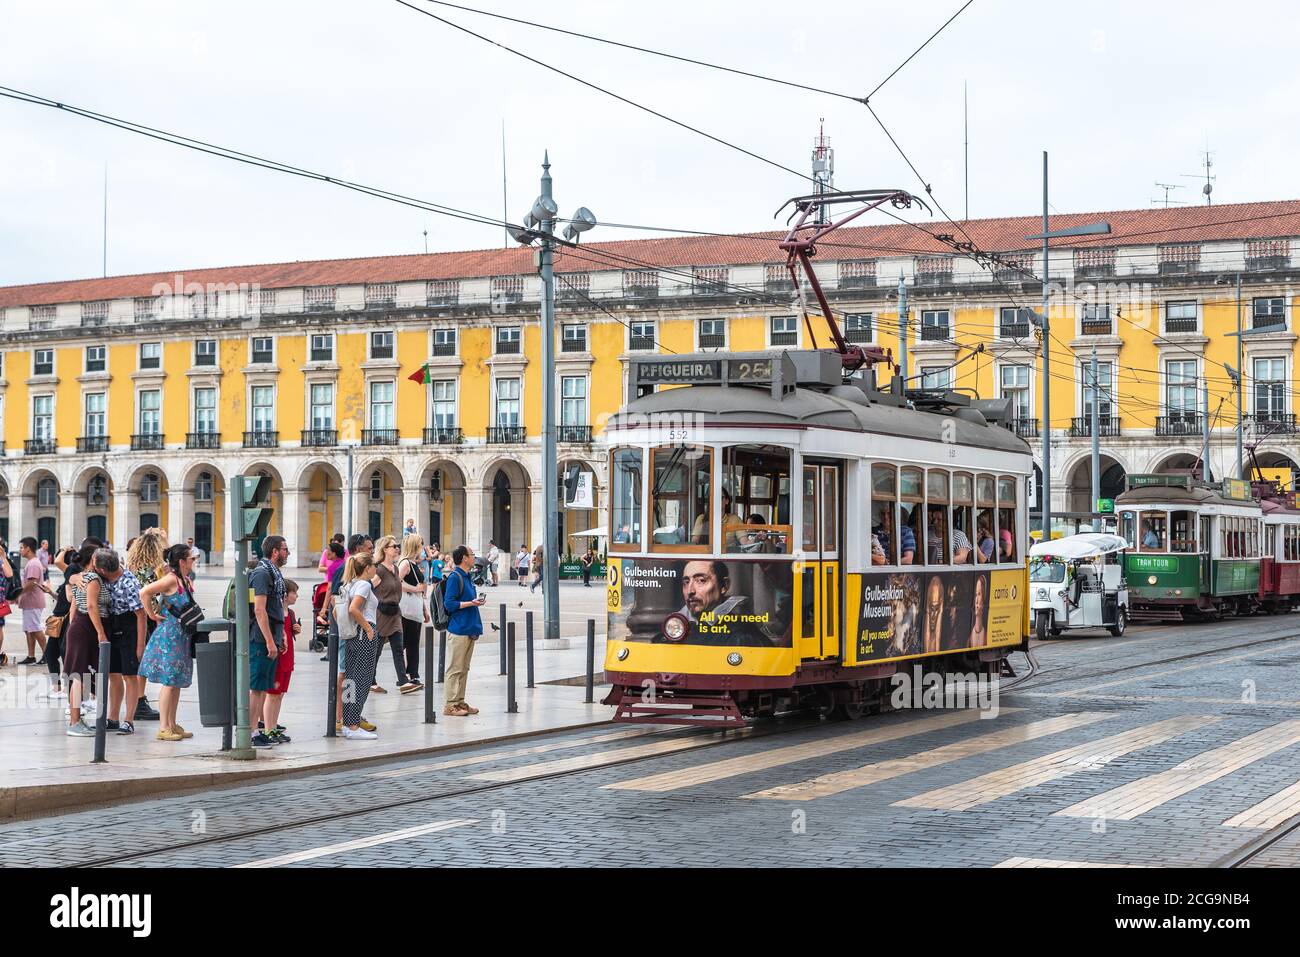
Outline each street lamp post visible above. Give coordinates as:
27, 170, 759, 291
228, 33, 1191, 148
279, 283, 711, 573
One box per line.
510, 153, 596, 644
1024, 151, 1111, 541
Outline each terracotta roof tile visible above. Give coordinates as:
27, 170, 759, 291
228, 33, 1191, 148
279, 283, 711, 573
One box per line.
4, 199, 1300, 309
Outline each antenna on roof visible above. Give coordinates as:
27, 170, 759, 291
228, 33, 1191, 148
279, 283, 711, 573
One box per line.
810, 120, 833, 226
501, 119, 509, 249
1151, 182, 1187, 207
102, 162, 108, 278
963, 80, 969, 221
423, 223, 428, 254
1181, 149, 1215, 205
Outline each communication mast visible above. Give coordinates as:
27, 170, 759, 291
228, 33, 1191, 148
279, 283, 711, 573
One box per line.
1181, 150, 1215, 205
811, 120, 834, 225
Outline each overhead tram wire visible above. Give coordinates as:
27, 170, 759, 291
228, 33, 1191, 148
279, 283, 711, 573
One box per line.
863, 0, 977, 102
0, 85, 514, 233
391, 0, 818, 185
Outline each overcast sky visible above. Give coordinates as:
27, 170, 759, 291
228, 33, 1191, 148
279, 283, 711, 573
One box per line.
2, 0, 1299, 287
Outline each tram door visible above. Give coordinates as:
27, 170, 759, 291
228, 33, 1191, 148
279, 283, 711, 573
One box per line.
797, 462, 842, 661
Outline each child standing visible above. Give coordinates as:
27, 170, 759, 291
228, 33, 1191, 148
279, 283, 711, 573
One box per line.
261, 579, 298, 745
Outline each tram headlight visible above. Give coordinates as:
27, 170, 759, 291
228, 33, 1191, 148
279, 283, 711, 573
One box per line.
727, 652, 743, 667
1148, 575, 1158, 586
616, 647, 630, 662
662, 614, 688, 642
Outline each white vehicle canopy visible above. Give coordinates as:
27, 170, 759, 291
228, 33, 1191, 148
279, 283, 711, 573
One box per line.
1028, 532, 1129, 562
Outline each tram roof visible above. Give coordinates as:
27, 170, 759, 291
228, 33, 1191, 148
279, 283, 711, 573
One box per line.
609, 384, 1030, 454
1115, 484, 1259, 509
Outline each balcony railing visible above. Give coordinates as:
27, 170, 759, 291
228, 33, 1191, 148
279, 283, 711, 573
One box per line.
999, 323, 1031, 340
243, 430, 279, 448
187, 431, 221, 449
423, 427, 463, 445
301, 428, 338, 447
628, 335, 656, 351
1155, 413, 1202, 436
487, 426, 526, 444
1010, 418, 1039, 438
24, 438, 56, 455
77, 436, 109, 453
1246, 255, 1289, 272
698, 333, 726, 349
558, 425, 593, 443
131, 433, 164, 451
561, 335, 588, 353
1070, 415, 1121, 437
920, 324, 951, 341
916, 271, 953, 287
844, 326, 873, 344
496, 338, 521, 355
362, 428, 398, 446
1080, 319, 1113, 336
1247, 413, 1298, 435
1164, 317, 1198, 333
431, 339, 456, 357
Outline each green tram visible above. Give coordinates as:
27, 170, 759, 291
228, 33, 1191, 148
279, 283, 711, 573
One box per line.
1116, 473, 1262, 620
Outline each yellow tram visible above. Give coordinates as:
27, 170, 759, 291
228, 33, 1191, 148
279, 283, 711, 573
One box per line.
601, 349, 1035, 726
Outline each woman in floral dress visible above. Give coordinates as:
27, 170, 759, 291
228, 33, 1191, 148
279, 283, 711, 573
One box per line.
139, 544, 197, 742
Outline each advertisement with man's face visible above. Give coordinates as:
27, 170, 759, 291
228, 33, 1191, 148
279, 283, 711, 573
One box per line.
607, 557, 794, 647
855, 568, 1021, 662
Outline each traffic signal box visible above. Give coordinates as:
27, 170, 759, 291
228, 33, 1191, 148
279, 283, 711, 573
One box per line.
236, 474, 274, 542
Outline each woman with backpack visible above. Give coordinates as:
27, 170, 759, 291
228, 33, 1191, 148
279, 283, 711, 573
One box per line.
397, 534, 429, 692
338, 553, 382, 739
138, 545, 199, 742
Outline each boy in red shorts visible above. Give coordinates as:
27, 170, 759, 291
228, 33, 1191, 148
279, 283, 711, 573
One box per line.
261, 579, 299, 745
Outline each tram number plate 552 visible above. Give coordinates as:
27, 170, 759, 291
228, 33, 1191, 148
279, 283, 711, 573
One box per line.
667, 429, 692, 442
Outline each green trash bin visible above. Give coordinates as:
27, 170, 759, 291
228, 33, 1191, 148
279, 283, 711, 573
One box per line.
196, 621, 234, 728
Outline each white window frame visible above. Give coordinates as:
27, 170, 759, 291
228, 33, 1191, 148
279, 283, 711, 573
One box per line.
769, 315, 799, 348
628, 320, 656, 350
193, 387, 218, 434
309, 333, 335, 363
495, 377, 521, 428
85, 345, 107, 373
32, 394, 54, 441
250, 385, 276, 432
495, 326, 522, 354
999, 364, 1032, 420
431, 327, 457, 356
1252, 356, 1288, 418
1081, 360, 1115, 417
561, 375, 588, 426
195, 339, 218, 367
1165, 359, 1199, 414
561, 323, 588, 353
368, 380, 396, 430
697, 317, 727, 349
1164, 299, 1199, 333
140, 341, 162, 370
250, 336, 275, 365
920, 364, 953, 390
84, 392, 107, 437
33, 349, 54, 376
369, 330, 395, 360
430, 379, 458, 429
309, 382, 335, 430
137, 389, 162, 435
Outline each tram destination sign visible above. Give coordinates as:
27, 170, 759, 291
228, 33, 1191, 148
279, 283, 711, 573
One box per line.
634, 358, 776, 385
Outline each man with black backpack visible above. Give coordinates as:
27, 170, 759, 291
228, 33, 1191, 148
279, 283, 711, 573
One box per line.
441, 545, 486, 717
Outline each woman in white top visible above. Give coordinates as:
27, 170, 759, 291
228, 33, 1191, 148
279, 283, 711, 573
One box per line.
340, 555, 382, 739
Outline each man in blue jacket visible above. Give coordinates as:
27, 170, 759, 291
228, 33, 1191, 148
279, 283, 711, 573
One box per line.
443, 544, 486, 717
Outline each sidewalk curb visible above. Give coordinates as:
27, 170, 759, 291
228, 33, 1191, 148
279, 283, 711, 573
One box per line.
0, 715, 613, 822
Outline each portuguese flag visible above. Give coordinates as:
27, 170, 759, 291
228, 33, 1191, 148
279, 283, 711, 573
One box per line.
408, 363, 431, 385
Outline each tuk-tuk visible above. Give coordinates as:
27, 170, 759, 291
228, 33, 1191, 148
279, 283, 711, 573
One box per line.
1028, 532, 1130, 639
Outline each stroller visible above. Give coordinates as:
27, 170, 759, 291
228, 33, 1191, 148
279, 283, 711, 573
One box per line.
309, 580, 332, 652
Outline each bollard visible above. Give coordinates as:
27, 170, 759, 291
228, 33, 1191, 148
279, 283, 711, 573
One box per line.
91, 640, 112, 763
225, 631, 236, 750
506, 621, 518, 713
525, 610, 535, 689
325, 620, 339, 739
437, 629, 447, 683
585, 618, 596, 704
498, 603, 507, 675
423, 625, 436, 725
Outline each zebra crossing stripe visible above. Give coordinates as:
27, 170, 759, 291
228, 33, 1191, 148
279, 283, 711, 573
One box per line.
1223, 778, 1300, 829
1054, 719, 1300, 821
742, 713, 1113, 801
603, 709, 1020, 794
994, 857, 1141, 868
895, 714, 1221, 811
231, 819, 477, 868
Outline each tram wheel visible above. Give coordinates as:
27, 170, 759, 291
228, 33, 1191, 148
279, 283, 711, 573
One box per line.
834, 699, 866, 721
1108, 607, 1127, 637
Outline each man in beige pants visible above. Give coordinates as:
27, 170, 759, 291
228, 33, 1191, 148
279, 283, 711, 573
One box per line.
442, 544, 486, 716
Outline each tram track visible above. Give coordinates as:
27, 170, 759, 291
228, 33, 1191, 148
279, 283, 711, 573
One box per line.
1215, 810, 1300, 868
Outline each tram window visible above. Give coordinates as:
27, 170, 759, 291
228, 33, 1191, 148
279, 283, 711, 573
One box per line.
926, 470, 950, 565
1119, 511, 1137, 549
1267, 525, 1277, 559
1288, 526, 1299, 561
650, 446, 711, 551
1200, 517, 1212, 556
952, 472, 974, 564
1170, 510, 1195, 553
721, 445, 791, 554
1252, 520, 1260, 558
1140, 512, 1167, 552
822, 468, 839, 554
998, 475, 1017, 563
900, 467, 923, 564
871, 464, 899, 565
610, 448, 643, 550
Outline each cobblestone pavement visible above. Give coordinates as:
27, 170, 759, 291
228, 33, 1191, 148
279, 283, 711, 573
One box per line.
6, 614, 1300, 868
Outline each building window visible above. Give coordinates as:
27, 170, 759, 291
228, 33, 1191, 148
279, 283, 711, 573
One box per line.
134, 297, 158, 321
629, 321, 656, 351
309, 334, 334, 363
251, 337, 274, 364
495, 378, 520, 427
370, 331, 395, 359
370, 473, 384, 502
920, 310, 950, 341
770, 315, 798, 347
561, 324, 587, 353
1081, 304, 1112, 335
85, 345, 107, 373
33, 395, 54, 441
140, 472, 160, 504
432, 328, 456, 356
431, 380, 456, 428
1253, 358, 1286, 419
1165, 300, 1198, 333
1000, 365, 1031, 421
195, 339, 217, 367
37, 478, 58, 508
368, 381, 395, 429
305, 286, 336, 311
84, 393, 107, 437
1082, 361, 1115, 417
1253, 297, 1286, 330
194, 388, 217, 433
920, 365, 952, 390
843, 313, 872, 343
561, 376, 587, 426
998, 307, 1032, 339
1166, 360, 1199, 414
698, 318, 726, 349
195, 472, 214, 502
138, 390, 161, 435
496, 326, 521, 354
34, 349, 54, 376
31, 305, 56, 330
310, 383, 335, 430
140, 342, 162, 369
251, 386, 275, 432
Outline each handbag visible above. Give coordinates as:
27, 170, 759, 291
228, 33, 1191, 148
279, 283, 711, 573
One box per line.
0, 599, 11, 619
398, 560, 426, 621
335, 584, 359, 640
174, 590, 205, 634
45, 614, 67, 639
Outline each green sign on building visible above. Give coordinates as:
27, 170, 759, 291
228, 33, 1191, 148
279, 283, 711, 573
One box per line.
1097, 498, 1114, 513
